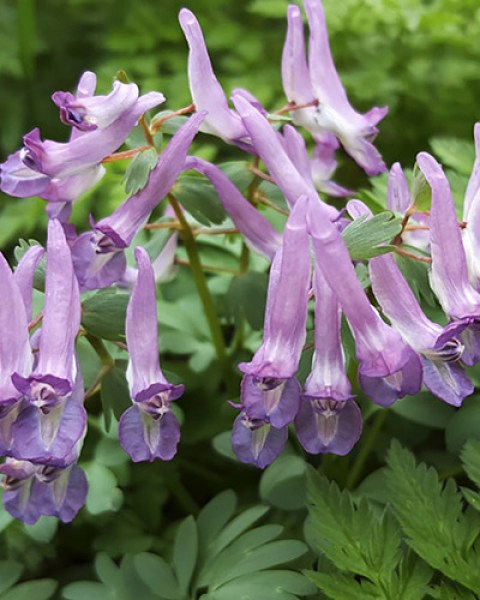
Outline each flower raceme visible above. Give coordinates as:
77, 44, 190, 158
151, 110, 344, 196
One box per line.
1, 0, 480, 523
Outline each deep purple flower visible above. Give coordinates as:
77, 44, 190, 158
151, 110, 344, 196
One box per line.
295, 264, 362, 454
231, 413, 288, 469
184, 156, 282, 260
282, 0, 387, 175
10, 220, 85, 466
71, 112, 205, 290
179, 8, 248, 147
417, 152, 480, 365
307, 197, 422, 406
0, 457, 87, 524
119, 247, 184, 462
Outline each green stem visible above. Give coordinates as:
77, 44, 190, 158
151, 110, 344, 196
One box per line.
346, 409, 387, 489
168, 194, 235, 392
164, 466, 200, 516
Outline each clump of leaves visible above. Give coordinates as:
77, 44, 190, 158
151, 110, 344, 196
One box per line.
305, 440, 480, 599
62, 490, 315, 600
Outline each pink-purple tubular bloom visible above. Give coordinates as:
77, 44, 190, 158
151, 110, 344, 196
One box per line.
119, 247, 184, 462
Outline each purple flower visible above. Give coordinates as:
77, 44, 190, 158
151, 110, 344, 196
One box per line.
178, 8, 248, 147
231, 94, 337, 218
0, 252, 33, 455
71, 112, 205, 290
463, 123, 480, 289
231, 413, 288, 469
307, 197, 422, 406
119, 247, 184, 462
13, 245, 45, 321
310, 134, 352, 197
387, 162, 429, 251
295, 264, 362, 454
184, 156, 282, 260
282, 0, 387, 175
0, 457, 87, 524
10, 220, 86, 466
417, 152, 480, 365
0, 71, 164, 205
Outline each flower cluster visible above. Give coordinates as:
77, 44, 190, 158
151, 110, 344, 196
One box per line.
0, 0, 479, 522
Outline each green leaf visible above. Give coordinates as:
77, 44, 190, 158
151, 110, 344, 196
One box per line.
0, 561, 23, 595
62, 581, 113, 600
173, 516, 198, 594
123, 147, 158, 195
259, 455, 307, 510
461, 440, 480, 488
305, 570, 381, 600
386, 441, 480, 593
151, 111, 189, 136
175, 176, 227, 226
100, 360, 132, 427
391, 392, 455, 429
82, 290, 129, 342
411, 162, 432, 211
94, 553, 124, 596
430, 137, 475, 177
1, 579, 57, 600
218, 162, 254, 193
307, 469, 402, 583
133, 553, 180, 600
227, 272, 268, 330
342, 211, 402, 260
23, 517, 58, 543
197, 490, 237, 554
445, 396, 480, 454
84, 463, 123, 515
205, 571, 316, 600
203, 538, 308, 589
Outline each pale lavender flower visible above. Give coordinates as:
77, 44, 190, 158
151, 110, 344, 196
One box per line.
387, 162, 429, 251
10, 220, 85, 466
348, 199, 472, 407
119, 247, 184, 462
0, 253, 33, 455
462, 123, 480, 289
282, 0, 387, 175
0, 71, 164, 206
232, 94, 337, 218
310, 134, 352, 197
179, 8, 248, 147
307, 197, 422, 406
184, 156, 282, 260
71, 112, 205, 290
295, 265, 362, 454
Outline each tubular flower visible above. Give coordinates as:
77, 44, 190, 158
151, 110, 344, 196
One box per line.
282, 0, 387, 175
10, 220, 85, 466
387, 162, 429, 251
0, 253, 33, 455
231, 93, 337, 218
0, 453, 87, 525
348, 199, 473, 407
71, 112, 205, 290
179, 8, 248, 147
184, 156, 282, 260
309, 133, 352, 197
307, 197, 422, 406
417, 152, 480, 365
231, 197, 311, 468
462, 123, 480, 289
295, 265, 362, 455
0, 71, 164, 207
119, 247, 184, 463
